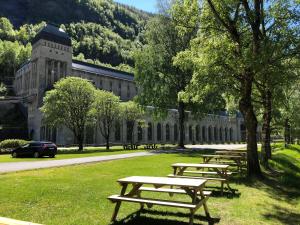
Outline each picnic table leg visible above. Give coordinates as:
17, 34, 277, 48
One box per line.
189, 209, 195, 225
199, 190, 210, 218
111, 183, 128, 222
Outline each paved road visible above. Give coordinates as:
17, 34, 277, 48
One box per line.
0, 144, 247, 174
0, 152, 154, 174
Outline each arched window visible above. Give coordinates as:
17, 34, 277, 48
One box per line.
174, 124, 178, 141
214, 127, 218, 141
208, 126, 212, 142
148, 123, 152, 141
157, 123, 162, 141
219, 127, 223, 141
202, 126, 206, 141
196, 125, 200, 142
230, 128, 233, 141
166, 124, 170, 141
189, 125, 193, 142
138, 125, 143, 142
225, 128, 228, 141
115, 122, 121, 141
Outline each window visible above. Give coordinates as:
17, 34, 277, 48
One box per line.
99, 80, 103, 89
118, 82, 122, 96
148, 123, 152, 141
115, 122, 121, 141
202, 126, 206, 141
230, 128, 233, 141
174, 124, 178, 142
208, 126, 212, 142
196, 125, 200, 142
110, 81, 113, 92
214, 127, 218, 141
127, 85, 130, 98
138, 125, 143, 142
157, 123, 162, 141
166, 124, 170, 142
225, 128, 228, 141
189, 125, 193, 142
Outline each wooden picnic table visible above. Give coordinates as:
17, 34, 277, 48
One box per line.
108, 176, 211, 225
215, 151, 247, 156
170, 163, 233, 194
201, 154, 244, 171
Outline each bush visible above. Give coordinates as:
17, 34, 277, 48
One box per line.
0, 139, 29, 150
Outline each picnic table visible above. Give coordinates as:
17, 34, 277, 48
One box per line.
108, 176, 211, 225
215, 151, 247, 156
201, 154, 244, 171
169, 163, 233, 194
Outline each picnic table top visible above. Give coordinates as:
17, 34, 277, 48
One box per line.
202, 154, 243, 158
172, 163, 230, 169
217, 149, 247, 152
118, 176, 206, 188
215, 151, 247, 154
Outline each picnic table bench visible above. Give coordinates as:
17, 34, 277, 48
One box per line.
108, 176, 211, 225
144, 143, 158, 150
123, 144, 139, 150
201, 154, 244, 171
169, 163, 233, 194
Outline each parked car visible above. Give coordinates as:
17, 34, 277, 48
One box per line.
11, 141, 57, 158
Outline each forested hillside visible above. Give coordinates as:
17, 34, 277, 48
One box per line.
0, 0, 151, 87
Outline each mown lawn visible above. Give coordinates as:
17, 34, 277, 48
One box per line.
0, 145, 299, 225
0, 144, 177, 163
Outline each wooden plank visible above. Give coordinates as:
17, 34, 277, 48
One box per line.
202, 155, 243, 158
108, 195, 198, 209
168, 174, 226, 181
0, 217, 43, 225
117, 176, 206, 188
184, 171, 232, 175
172, 163, 229, 169
138, 187, 212, 196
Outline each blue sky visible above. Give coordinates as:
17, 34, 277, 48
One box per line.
114, 0, 157, 13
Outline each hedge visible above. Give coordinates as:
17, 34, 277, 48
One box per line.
0, 139, 29, 151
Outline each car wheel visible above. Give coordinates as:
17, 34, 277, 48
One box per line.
12, 152, 18, 158
33, 152, 40, 158
50, 154, 55, 158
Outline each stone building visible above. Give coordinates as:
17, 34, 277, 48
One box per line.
14, 24, 245, 146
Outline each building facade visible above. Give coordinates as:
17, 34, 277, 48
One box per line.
14, 24, 245, 146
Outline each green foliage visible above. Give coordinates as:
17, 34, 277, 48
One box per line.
0, 139, 28, 150
0, 0, 151, 71
41, 77, 96, 150
0, 83, 7, 96
93, 90, 121, 149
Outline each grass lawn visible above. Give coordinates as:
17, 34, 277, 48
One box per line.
0, 145, 299, 225
0, 147, 144, 163
0, 144, 177, 163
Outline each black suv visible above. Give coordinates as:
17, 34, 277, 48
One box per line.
11, 141, 57, 158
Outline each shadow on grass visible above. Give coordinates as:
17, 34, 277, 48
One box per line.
263, 204, 300, 225
112, 209, 220, 225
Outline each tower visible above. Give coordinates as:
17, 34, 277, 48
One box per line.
29, 24, 72, 140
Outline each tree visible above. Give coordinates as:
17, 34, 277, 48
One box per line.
135, 0, 200, 148
0, 83, 6, 96
120, 101, 144, 147
41, 77, 95, 151
180, 0, 300, 176
93, 90, 121, 150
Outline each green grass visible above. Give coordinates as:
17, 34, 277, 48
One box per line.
0, 146, 299, 225
0, 144, 177, 163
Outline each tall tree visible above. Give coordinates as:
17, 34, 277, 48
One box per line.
120, 101, 144, 147
93, 90, 121, 150
41, 77, 95, 151
135, 0, 200, 148
184, 0, 300, 175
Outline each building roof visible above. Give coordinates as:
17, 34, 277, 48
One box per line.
72, 60, 134, 81
32, 24, 72, 46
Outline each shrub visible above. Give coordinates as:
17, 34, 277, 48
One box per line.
0, 139, 29, 150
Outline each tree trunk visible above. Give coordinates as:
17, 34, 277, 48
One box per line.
178, 101, 185, 148
284, 118, 291, 147
239, 78, 262, 177
77, 133, 84, 151
261, 89, 272, 167
106, 134, 110, 150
